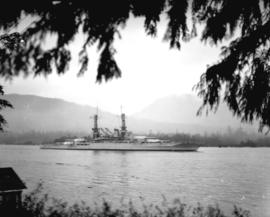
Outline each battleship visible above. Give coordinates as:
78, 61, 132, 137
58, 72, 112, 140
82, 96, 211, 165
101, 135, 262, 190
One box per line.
41, 110, 200, 152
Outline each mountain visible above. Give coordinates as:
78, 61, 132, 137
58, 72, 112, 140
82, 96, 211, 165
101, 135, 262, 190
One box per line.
132, 94, 259, 133
0, 93, 260, 136
1, 94, 113, 133
0, 94, 197, 135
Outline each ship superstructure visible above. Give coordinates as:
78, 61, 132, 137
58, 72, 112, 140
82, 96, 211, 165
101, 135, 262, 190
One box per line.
90, 108, 132, 142
41, 107, 200, 151
92, 114, 100, 139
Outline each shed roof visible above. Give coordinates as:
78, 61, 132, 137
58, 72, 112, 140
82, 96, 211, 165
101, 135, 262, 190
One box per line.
0, 167, 26, 192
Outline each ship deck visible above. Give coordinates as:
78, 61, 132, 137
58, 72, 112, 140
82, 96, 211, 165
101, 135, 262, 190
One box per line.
40, 143, 199, 152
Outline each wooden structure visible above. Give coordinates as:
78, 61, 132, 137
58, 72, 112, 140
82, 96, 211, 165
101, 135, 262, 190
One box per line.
0, 167, 26, 208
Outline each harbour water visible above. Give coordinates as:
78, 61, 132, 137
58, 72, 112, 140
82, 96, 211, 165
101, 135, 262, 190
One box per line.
0, 145, 269, 217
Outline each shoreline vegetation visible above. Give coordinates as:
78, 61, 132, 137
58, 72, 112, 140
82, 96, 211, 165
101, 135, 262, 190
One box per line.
1, 183, 251, 217
0, 131, 270, 147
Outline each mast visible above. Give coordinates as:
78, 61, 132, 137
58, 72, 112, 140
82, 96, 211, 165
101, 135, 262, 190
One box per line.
120, 105, 127, 139
92, 106, 100, 139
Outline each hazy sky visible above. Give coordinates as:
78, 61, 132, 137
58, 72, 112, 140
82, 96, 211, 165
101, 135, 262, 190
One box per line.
3, 17, 223, 115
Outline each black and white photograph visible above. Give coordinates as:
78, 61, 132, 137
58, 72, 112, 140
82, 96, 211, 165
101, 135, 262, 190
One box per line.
0, 1, 269, 217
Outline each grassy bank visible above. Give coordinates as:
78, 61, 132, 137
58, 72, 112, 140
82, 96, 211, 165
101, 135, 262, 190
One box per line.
1, 184, 251, 217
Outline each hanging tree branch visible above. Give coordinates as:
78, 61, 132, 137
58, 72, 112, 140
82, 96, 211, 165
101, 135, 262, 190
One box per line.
1, 0, 270, 131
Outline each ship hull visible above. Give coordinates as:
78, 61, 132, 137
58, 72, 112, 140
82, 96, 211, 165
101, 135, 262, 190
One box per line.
40, 143, 199, 152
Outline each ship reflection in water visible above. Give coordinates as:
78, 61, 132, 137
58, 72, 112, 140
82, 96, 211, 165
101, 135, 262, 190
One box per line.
41, 109, 200, 151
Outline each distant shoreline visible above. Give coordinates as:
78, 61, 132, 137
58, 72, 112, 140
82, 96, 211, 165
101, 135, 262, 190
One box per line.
0, 143, 270, 148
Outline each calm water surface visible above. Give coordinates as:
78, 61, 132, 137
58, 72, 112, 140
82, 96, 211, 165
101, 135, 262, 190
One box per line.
0, 145, 269, 217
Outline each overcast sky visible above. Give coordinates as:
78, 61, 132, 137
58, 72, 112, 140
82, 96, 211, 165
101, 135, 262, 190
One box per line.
3, 17, 223, 115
